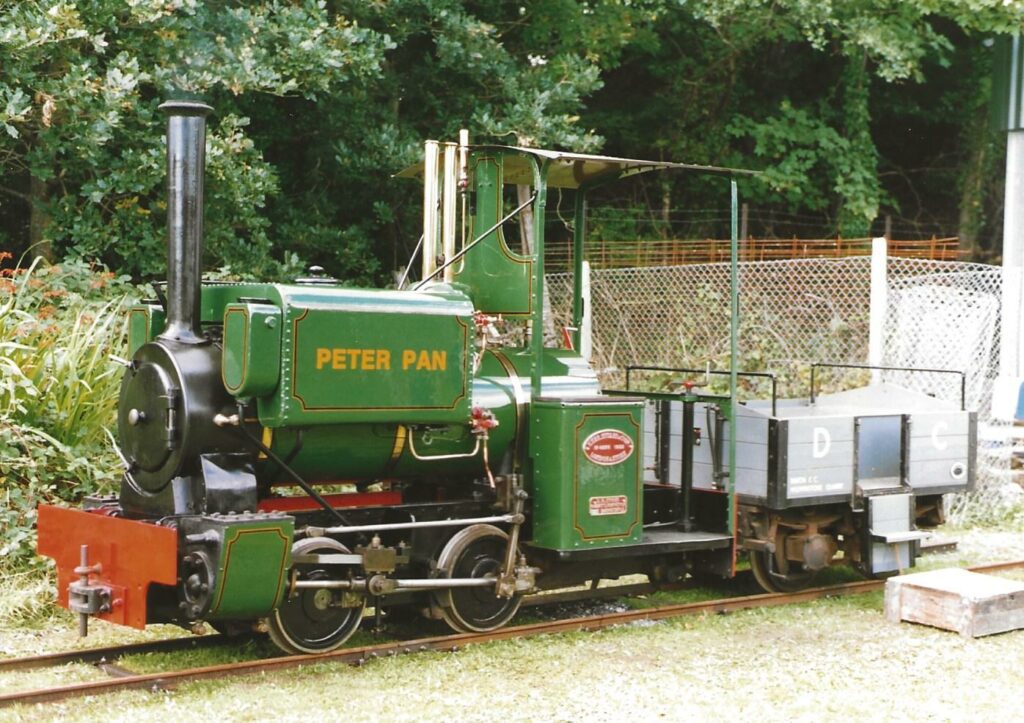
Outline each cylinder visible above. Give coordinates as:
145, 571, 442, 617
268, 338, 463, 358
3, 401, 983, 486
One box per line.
158, 100, 213, 344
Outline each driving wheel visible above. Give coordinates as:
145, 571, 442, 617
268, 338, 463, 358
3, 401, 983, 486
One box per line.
433, 524, 522, 633
268, 537, 365, 654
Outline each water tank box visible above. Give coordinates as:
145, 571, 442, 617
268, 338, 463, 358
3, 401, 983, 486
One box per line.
127, 303, 165, 356
529, 397, 644, 550
180, 513, 295, 619
258, 287, 475, 427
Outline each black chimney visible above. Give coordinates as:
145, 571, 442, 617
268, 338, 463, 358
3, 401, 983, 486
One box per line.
158, 100, 212, 344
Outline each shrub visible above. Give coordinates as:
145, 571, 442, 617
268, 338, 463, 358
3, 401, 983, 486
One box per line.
0, 254, 136, 571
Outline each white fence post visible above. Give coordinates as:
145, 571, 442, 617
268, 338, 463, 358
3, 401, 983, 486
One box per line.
868, 237, 888, 385
994, 131, 1024, 420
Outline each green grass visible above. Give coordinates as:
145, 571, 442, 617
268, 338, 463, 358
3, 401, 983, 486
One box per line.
3, 529, 1024, 720
7, 594, 1024, 721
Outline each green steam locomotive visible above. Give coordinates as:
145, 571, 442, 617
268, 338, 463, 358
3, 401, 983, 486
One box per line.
37, 102, 974, 654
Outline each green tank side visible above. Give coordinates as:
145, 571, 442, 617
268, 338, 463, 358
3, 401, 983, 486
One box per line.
255, 349, 600, 485
127, 304, 164, 355
130, 283, 283, 355
199, 282, 282, 323
204, 516, 294, 619
452, 153, 533, 316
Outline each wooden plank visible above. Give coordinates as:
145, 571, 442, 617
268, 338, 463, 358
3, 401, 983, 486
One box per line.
885, 568, 1024, 637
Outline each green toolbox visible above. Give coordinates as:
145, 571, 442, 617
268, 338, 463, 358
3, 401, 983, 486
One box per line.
529, 397, 644, 550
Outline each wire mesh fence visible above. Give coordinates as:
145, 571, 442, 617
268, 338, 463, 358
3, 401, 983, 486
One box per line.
548, 256, 1019, 524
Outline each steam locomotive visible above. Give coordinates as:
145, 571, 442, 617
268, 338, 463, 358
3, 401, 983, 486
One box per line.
37, 102, 975, 654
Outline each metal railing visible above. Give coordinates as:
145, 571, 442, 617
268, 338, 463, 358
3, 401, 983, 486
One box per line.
807, 362, 967, 410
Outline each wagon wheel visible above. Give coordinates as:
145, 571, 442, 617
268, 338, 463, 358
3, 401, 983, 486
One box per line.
433, 524, 522, 633
749, 548, 815, 593
268, 537, 365, 655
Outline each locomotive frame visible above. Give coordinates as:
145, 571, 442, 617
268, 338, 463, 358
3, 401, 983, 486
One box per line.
36, 102, 975, 654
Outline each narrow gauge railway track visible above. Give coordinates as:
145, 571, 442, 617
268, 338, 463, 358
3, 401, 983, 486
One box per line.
5, 559, 1023, 710
2, 544, 960, 675
0, 634, 238, 673
0, 578, 696, 676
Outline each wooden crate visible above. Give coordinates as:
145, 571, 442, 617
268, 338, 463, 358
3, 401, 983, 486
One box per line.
885, 568, 1024, 638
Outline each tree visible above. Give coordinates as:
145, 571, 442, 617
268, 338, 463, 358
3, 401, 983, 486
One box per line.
585, 0, 1024, 246
0, 0, 391, 278
3, 1, 1024, 277
0, 1, 640, 283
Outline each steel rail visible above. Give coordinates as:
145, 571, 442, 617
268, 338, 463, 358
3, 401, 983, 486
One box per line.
0, 577, 695, 674
4, 559, 1022, 708
0, 554, 974, 672
0, 634, 234, 673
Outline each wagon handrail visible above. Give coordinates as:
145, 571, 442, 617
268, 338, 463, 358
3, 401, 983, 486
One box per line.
623, 365, 778, 417
808, 362, 966, 410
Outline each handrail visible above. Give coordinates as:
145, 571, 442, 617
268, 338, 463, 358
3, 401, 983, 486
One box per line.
808, 362, 966, 411
623, 365, 778, 417
413, 192, 536, 289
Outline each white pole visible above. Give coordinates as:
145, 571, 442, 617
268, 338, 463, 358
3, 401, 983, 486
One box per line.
994, 131, 1024, 420
581, 260, 593, 362
1001, 131, 1024, 379
868, 236, 888, 385
441, 143, 457, 283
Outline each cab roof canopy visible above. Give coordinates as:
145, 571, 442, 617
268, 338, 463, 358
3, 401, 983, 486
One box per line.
396, 145, 757, 190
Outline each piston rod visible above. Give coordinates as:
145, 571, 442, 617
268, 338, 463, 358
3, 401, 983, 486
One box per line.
292, 577, 495, 590
306, 513, 521, 538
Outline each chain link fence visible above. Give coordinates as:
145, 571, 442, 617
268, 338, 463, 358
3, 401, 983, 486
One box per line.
548, 256, 1020, 524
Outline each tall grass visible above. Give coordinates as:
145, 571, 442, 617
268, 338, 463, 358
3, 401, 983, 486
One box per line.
0, 254, 137, 571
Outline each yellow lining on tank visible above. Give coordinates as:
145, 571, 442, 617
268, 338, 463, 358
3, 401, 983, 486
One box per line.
259, 427, 273, 460
390, 425, 408, 461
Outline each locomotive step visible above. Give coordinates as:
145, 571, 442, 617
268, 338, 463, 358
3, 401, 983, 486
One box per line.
525, 527, 733, 562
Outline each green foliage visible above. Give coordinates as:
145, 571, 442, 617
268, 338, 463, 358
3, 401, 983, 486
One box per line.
0, 1, 628, 285
588, 1, 1020, 244
729, 72, 884, 238
3, 1, 1022, 272
0, 0, 393, 280
0, 254, 136, 570
588, 205, 671, 243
